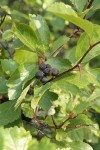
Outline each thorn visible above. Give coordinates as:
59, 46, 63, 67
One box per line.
78, 64, 82, 79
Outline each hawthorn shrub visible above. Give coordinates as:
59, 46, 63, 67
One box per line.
0, 0, 100, 150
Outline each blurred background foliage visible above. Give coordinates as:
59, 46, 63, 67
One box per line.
0, 0, 100, 149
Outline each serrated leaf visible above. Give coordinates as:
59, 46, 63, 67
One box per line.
21, 103, 34, 118
12, 23, 37, 52
15, 84, 30, 108
88, 88, 100, 102
82, 44, 100, 63
47, 2, 93, 35
0, 101, 21, 125
50, 79, 80, 96
46, 57, 71, 72
87, 0, 100, 18
65, 66, 100, 88
92, 98, 100, 113
68, 141, 93, 150
29, 14, 50, 54
75, 33, 89, 61
70, 0, 87, 12
67, 123, 99, 143
0, 127, 4, 150
1, 59, 18, 75
69, 114, 92, 126
31, 82, 52, 110
76, 25, 100, 62
30, 137, 57, 150
7, 63, 37, 100
0, 77, 8, 93
39, 90, 58, 111
14, 49, 38, 64
0, 126, 34, 150
2, 29, 13, 41
74, 88, 100, 114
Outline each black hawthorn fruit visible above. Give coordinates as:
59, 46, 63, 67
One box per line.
51, 68, 59, 76
43, 68, 51, 75
35, 71, 44, 79
41, 77, 47, 83
39, 62, 46, 70
46, 64, 51, 68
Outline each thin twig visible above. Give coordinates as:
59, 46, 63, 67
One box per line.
50, 28, 81, 57
51, 116, 57, 128
57, 113, 76, 129
47, 41, 100, 83
87, 0, 94, 9
0, 13, 6, 26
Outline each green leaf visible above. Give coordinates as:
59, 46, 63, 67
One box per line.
88, 88, 100, 102
2, 29, 13, 41
82, 44, 100, 63
69, 114, 92, 127
65, 66, 100, 88
0, 101, 21, 125
50, 79, 80, 96
14, 49, 38, 64
29, 14, 50, 54
74, 88, 100, 114
0, 128, 4, 150
1, 59, 18, 75
30, 137, 57, 150
39, 90, 58, 111
47, 35, 69, 57
0, 77, 8, 93
92, 98, 100, 113
46, 57, 71, 72
12, 23, 37, 52
7, 63, 37, 100
76, 26, 100, 62
0, 126, 34, 150
50, 81, 79, 115
21, 103, 34, 118
70, 0, 87, 12
75, 33, 89, 61
67, 123, 99, 143
92, 0, 100, 10
47, 2, 93, 35
73, 101, 89, 115
15, 84, 30, 108
87, 0, 100, 18
24, 0, 36, 7
31, 82, 52, 110
68, 141, 93, 150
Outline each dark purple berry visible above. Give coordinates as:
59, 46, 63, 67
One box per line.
39, 62, 46, 70
43, 68, 51, 75
35, 71, 44, 79
41, 77, 47, 83
51, 68, 59, 76
46, 64, 51, 68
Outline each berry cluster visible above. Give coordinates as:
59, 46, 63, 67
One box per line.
35, 62, 59, 83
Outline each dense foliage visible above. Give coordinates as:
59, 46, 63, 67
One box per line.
0, 0, 100, 149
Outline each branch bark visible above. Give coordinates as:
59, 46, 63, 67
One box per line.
47, 41, 100, 83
